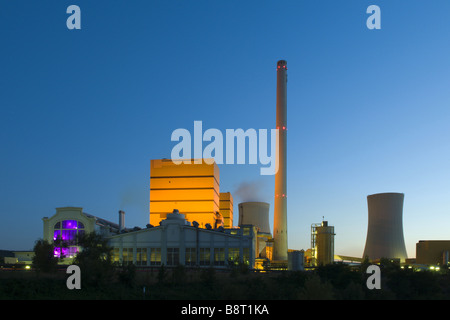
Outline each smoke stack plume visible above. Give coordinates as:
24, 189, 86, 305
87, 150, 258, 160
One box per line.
233, 180, 268, 203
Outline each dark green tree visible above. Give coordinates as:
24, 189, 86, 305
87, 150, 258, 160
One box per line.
72, 232, 114, 288
32, 239, 60, 273
118, 262, 136, 288
200, 266, 216, 288
171, 264, 187, 285
157, 263, 167, 284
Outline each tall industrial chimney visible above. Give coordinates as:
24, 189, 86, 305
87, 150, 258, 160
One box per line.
273, 60, 288, 261
119, 210, 125, 232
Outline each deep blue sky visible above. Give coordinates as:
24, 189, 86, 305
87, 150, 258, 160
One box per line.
1, 1, 449, 258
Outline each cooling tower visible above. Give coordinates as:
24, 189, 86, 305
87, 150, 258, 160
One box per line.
238, 202, 271, 235
273, 60, 288, 261
363, 192, 408, 262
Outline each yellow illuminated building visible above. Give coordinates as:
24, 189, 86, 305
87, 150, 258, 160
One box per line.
219, 192, 233, 228
149, 159, 222, 228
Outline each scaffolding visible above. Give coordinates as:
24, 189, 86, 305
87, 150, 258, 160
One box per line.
310, 223, 322, 267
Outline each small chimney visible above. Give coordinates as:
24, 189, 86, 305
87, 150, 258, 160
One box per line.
119, 210, 125, 232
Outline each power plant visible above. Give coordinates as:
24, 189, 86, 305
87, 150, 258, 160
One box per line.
363, 192, 408, 262
11, 59, 447, 276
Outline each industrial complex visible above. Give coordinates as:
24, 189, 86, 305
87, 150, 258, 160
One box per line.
1, 60, 449, 273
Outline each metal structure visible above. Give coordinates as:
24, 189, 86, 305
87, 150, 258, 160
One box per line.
273, 60, 288, 261
362, 192, 408, 262
311, 221, 335, 266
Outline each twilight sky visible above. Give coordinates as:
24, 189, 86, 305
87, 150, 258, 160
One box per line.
1, 0, 449, 258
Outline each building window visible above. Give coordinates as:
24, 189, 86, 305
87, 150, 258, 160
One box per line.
150, 248, 161, 266
185, 248, 197, 266
122, 248, 133, 264
243, 248, 250, 266
113, 248, 120, 264
214, 248, 225, 266
199, 248, 210, 266
167, 248, 179, 266
52, 219, 85, 258
228, 248, 240, 264
136, 248, 147, 266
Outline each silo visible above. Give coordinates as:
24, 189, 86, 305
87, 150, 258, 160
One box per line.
312, 221, 335, 266
288, 250, 304, 271
363, 192, 408, 262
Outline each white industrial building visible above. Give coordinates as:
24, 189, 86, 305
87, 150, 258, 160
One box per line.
42, 207, 258, 268
109, 209, 257, 268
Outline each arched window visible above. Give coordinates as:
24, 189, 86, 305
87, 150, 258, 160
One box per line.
53, 220, 85, 258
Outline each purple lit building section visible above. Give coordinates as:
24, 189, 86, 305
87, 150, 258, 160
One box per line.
53, 219, 85, 257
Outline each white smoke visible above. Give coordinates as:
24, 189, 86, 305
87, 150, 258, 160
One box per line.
233, 179, 269, 203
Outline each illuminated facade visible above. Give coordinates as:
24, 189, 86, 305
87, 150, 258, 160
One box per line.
149, 159, 222, 228
219, 192, 233, 228
42, 207, 120, 261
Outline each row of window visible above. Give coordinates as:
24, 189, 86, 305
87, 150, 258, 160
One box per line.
54, 220, 85, 230
112, 247, 250, 266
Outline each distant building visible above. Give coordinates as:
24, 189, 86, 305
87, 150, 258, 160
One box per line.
416, 240, 450, 265
13, 251, 34, 264
0, 250, 16, 264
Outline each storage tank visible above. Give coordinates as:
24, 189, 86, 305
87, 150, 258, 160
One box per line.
288, 250, 304, 271
238, 202, 271, 235
363, 192, 408, 262
312, 221, 335, 266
